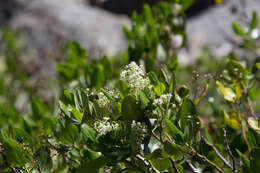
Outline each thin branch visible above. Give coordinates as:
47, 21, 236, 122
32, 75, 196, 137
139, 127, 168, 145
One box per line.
202, 136, 233, 170
247, 96, 256, 118
186, 160, 198, 173
189, 146, 225, 173
223, 128, 238, 173
195, 83, 209, 105
238, 112, 251, 151
169, 158, 180, 173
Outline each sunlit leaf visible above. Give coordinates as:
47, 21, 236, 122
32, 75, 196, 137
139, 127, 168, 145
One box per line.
248, 117, 260, 131
216, 81, 236, 102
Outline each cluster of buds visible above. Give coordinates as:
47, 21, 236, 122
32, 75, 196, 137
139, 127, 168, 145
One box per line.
153, 93, 172, 107
120, 62, 150, 90
94, 117, 118, 135
131, 121, 148, 147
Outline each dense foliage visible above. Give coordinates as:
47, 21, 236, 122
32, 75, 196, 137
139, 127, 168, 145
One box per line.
0, 0, 260, 172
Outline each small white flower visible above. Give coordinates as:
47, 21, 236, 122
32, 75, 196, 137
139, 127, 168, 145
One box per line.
97, 92, 110, 108
153, 93, 172, 107
120, 62, 150, 90
94, 118, 118, 135
97, 89, 119, 108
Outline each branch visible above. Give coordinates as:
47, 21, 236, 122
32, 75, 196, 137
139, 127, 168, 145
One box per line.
202, 136, 233, 170
186, 160, 198, 173
169, 158, 180, 173
189, 146, 225, 173
223, 128, 238, 173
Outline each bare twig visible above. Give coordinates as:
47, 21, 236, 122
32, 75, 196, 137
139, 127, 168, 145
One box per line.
189, 146, 225, 173
169, 158, 180, 173
202, 136, 233, 170
223, 128, 238, 173
186, 160, 198, 173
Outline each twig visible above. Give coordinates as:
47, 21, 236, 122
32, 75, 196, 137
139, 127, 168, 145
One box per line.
189, 146, 225, 173
247, 97, 256, 118
169, 158, 180, 173
223, 128, 238, 173
238, 112, 251, 151
202, 136, 233, 170
195, 83, 209, 105
186, 160, 198, 173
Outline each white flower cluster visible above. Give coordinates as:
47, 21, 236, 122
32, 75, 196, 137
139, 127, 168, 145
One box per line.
97, 92, 110, 108
94, 117, 118, 135
97, 90, 119, 108
153, 93, 172, 107
120, 62, 150, 90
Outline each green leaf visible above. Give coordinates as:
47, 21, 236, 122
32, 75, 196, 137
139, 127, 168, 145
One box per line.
31, 98, 46, 120
232, 21, 245, 36
100, 88, 116, 102
78, 156, 107, 173
247, 128, 260, 148
154, 82, 166, 96
81, 123, 96, 142
122, 95, 142, 123
36, 146, 53, 172
227, 59, 247, 80
143, 4, 154, 26
177, 85, 189, 98
55, 121, 80, 144
150, 158, 171, 172
250, 148, 260, 170
249, 84, 259, 101
91, 63, 105, 88
2, 138, 32, 166
163, 141, 187, 160
248, 117, 260, 131
169, 73, 176, 93
67, 41, 87, 60
179, 98, 197, 130
165, 119, 184, 141
216, 81, 236, 102
236, 149, 251, 173
59, 101, 80, 125
138, 90, 150, 106
256, 63, 260, 69
148, 71, 160, 85
250, 11, 259, 30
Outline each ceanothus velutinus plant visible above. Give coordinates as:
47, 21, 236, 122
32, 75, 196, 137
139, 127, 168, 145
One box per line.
58, 61, 203, 172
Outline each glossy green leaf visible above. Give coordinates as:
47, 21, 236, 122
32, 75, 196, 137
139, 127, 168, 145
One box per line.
165, 119, 184, 141
35, 146, 53, 172
179, 98, 197, 130
122, 95, 142, 123
3, 138, 32, 166
163, 141, 188, 160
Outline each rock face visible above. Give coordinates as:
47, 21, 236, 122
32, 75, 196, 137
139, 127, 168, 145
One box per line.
6, 0, 260, 64
180, 0, 260, 65
10, 0, 130, 57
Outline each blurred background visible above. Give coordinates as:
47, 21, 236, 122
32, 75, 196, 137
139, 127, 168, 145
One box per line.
0, 0, 260, 105
1, 0, 260, 61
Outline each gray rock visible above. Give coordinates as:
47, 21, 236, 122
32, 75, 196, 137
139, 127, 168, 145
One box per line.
180, 0, 260, 65
10, 0, 130, 57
